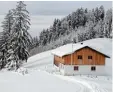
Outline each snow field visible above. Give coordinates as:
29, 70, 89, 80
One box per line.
0, 38, 112, 92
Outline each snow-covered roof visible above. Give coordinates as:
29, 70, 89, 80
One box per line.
51, 38, 111, 58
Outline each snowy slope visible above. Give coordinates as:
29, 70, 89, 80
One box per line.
24, 38, 112, 75
0, 70, 90, 92
23, 38, 112, 76
0, 38, 112, 92
23, 50, 53, 69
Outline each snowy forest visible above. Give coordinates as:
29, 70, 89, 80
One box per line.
30, 5, 112, 56
0, 1, 112, 70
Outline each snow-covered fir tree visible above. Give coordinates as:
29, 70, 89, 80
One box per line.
7, 1, 32, 70
104, 9, 112, 38
0, 10, 14, 69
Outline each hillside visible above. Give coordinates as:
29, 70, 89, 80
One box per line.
0, 38, 112, 92
30, 6, 112, 56
26, 38, 112, 73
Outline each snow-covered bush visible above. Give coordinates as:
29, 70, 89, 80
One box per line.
17, 67, 28, 75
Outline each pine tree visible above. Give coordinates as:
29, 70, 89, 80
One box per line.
104, 9, 112, 38
8, 1, 31, 70
99, 5, 105, 20
51, 19, 58, 41
0, 10, 14, 69
94, 7, 99, 23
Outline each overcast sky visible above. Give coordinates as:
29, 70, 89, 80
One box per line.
0, 1, 112, 37
0, 1, 112, 15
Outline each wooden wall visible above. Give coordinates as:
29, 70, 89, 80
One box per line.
54, 47, 105, 66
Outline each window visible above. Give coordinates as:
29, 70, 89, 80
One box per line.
88, 56, 92, 59
91, 66, 96, 71
74, 66, 79, 71
78, 55, 82, 59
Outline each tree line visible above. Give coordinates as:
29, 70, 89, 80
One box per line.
0, 1, 32, 70
30, 5, 112, 56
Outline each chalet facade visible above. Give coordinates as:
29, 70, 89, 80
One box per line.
51, 43, 110, 76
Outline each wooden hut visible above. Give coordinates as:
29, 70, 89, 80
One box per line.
52, 42, 110, 76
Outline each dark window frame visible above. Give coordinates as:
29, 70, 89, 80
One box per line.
91, 66, 96, 71
78, 55, 82, 59
88, 56, 92, 59
74, 66, 79, 71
